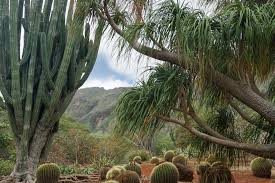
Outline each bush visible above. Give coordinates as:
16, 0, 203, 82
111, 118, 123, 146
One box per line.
250, 157, 272, 178
196, 162, 210, 176
172, 155, 187, 165
150, 157, 160, 165
150, 162, 179, 183
199, 165, 234, 183
175, 163, 193, 182
164, 150, 175, 162
128, 150, 150, 162
0, 159, 14, 176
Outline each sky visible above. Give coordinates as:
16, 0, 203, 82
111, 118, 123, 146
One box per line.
81, 0, 211, 89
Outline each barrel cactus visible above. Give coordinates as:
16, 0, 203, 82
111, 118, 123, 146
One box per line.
250, 157, 272, 178
150, 157, 160, 165
100, 166, 112, 181
124, 163, 141, 176
199, 165, 233, 183
133, 156, 142, 164
164, 151, 175, 162
196, 162, 210, 176
115, 170, 141, 183
175, 163, 193, 182
106, 166, 126, 180
36, 163, 60, 183
150, 162, 179, 183
172, 155, 187, 165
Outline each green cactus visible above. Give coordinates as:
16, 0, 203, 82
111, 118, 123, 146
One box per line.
0, 0, 104, 179
100, 166, 112, 181
199, 165, 233, 183
36, 163, 60, 183
250, 157, 272, 178
106, 166, 126, 180
172, 155, 187, 165
174, 163, 193, 182
133, 156, 142, 164
164, 150, 175, 162
124, 163, 141, 176
150, 162, 179, 183
150, 157, 160, 165
196, 162, 211, 176
115, 170, 141, 183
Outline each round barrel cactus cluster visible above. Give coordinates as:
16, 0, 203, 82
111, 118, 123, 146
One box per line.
172, 155, 187, 165
150, 157, 160, 165
250, 157, 272, 178
150, 162, 179, 183
164, 151, 175, 162
124, 163, 141, 176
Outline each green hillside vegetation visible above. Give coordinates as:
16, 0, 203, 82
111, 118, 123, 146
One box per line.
65, 87, 128, 132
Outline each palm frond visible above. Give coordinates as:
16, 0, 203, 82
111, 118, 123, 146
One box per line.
114, 64, 192, 136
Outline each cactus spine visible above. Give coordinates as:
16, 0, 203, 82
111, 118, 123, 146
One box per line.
0, 0, 104, 180
36, 163, 60, 183
150, 162, 179, 183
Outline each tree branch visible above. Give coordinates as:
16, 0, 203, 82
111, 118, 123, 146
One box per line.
158, 115, 275, 154
229, 100, 271, 133
103, 0, 179, 65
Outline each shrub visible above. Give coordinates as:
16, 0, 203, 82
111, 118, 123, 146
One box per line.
106, 166, 126, 180
58, 165, 79, 175
164, 150, 175, 162
172, 155, 187, 165
205, 154, 226, 165
175, 163, 193, 182
250, 157, 272, 178
150, 157, 160, 165
150, 162, 179, 183
115, 170, 140, 183
133, 156, 142, 164
211, 161, 224, 167
36, 163, 60, 183
199, 165, 234, 183
0, 159, 14, 176
124, 163, 141, 176
100, 166, 112, 181
196, 162, 210, 176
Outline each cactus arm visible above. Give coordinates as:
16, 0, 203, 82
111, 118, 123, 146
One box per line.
0, 97, 7, 109
24, 0, 30, 44
68, 42, 80, 90
18, 0, 24, 50
10, 0, 24, 131
40, 32, 55, 89
76, 20, 104, 88
30, 76, 45, 137
67, 0, 75, 26
43, 0, 53, 32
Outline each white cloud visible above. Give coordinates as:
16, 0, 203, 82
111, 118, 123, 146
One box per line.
81, 78, 132, 90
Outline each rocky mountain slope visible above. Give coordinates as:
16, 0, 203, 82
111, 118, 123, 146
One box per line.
65, 87, 128, 132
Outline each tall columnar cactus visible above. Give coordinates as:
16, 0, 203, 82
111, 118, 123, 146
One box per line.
0, 0, 104, 181
164, 151, 175, 162
36, 163, 60, 183
150, 162, 179, 183
124, 163, 141, 176
250, 157, 272, 178
115, 170, 141, 183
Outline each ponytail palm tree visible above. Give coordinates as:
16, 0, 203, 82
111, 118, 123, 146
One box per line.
94, 0, 275, 159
